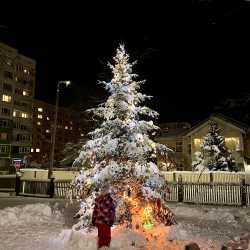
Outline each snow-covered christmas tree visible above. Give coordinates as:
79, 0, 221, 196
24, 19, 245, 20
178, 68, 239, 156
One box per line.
71, 43, 176, 232
192, 117, 237, 172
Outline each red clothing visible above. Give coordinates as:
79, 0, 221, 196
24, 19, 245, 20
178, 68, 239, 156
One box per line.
92, 195, 115, 225
97, 224, 111, 248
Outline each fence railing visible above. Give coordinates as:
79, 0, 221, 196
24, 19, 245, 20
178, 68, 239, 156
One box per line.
0, 173, 248, 207
0, 175, 16, 192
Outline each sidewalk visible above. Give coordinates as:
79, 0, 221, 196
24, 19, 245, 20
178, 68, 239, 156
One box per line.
0, 193, 66, 210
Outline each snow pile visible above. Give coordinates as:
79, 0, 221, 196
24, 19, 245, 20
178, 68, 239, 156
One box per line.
58, 223, 188, 250
0, 202, 63, 227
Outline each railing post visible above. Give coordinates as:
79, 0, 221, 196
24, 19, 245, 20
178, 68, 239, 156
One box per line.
178, 174, 183, 202
240, 174, 247, 207
15, 171, 21, 196
50, 174, 55, 198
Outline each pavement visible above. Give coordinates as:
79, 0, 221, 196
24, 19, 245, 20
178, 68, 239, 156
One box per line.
0, 192, 66, 210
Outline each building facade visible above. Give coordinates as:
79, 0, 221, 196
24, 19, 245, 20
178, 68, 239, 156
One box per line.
179, 113, 250, 172
0, 42, 35, 174
154, 122, 191, 171
31, 99, 88, 166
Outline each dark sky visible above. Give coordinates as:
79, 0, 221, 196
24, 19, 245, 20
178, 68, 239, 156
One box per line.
1, 0, 250, 127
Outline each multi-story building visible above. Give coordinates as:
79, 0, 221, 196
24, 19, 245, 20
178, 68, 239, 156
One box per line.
31, 99, 89, 166
0, 42, 35, 174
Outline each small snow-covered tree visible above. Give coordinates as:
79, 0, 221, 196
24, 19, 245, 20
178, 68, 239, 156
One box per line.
71, 43, 176, 232
192, 117, 237, 172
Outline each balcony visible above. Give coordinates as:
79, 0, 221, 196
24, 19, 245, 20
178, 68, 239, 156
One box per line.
16, 68, 36, 80
15, 77, 35, 90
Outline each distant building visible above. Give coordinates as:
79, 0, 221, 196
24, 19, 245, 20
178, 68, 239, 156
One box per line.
0, 42, 35, 174
179, 113, 250, 172
154, 122, 191, 171
31, 99, 91, 166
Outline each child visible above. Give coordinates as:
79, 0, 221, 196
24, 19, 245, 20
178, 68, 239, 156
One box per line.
92, 182, 116, 249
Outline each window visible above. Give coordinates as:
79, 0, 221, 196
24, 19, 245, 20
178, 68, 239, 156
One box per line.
15, 89, 22, 95
38, 108, 43, 112
20, 135, 31, 142
5, 57, 12, 66
3, 82, 12, 91
31, 148, 34, 152
47, 117, 50, 120
38, 114, 42, 119
188, 143, 191, 154
20, 124, 28, 130
80, 134, 84, 136
17, 64, 24, 71
4, 70, 13, 78
46, 130, 50, 133
37, 142, 40, 145
58, 119, 62, 122
225, 137, 240, 151
194, 138, 205, 152
1, 133, 8, 140
24, 69, 29, 74
23, 90, 29, 96
2, 108, 10, 115
65, 126, 68, 129
70, 121, 73, 124
22, 112, 29, 118
1, 120, 10, 128
37, 135, 40, 138
23, 80, 29, 85
13, 122, 20, 129
36, 148, 40, 152
19, 147, 30, 153
0, 146, 8, 154
37, 122, 41, 125
37, 128, 41, 132
2, 95, 11, 103
22, 101, 28, 107
70, 127, 72, 130
175, 141, 183, 152
13, 110, 22, 117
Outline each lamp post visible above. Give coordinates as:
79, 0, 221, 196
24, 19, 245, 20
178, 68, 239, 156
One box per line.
48, 81, 70, 178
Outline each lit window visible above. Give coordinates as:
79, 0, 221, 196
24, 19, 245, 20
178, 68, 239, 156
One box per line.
15, 77, 18, 81
38, 108, 43, 112
22, 112, 29, 118
70, 121, 73, 124
37, 122, 41, 125
225, 137, 240, 151
47, 117, 50, 120
38, 114, 42, 119
194, 138, 205, 152
2, 95, 11, 103
46, 130, 49, 133
13, 111, 16, 117
1, 133, 8, 140
23, 90, 29, 96
65, 126, 68, 129
36, 148, 40, 152
70, 127, 72, 130
31, 148, 34, 152
80, 134, 84, 136
24, 69, 29, 74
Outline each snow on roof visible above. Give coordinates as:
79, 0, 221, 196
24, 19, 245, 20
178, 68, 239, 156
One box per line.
155, 127, 189, 140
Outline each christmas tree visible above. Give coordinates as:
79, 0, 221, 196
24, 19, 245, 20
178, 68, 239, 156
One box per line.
192, 117, 237, 172
71, 43, 176, 232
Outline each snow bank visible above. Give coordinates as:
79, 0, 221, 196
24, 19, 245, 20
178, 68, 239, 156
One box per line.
57, 223, 188, 250
0, 202, 63, 227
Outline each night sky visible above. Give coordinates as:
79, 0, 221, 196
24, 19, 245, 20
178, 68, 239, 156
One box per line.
1, 0, 250, 127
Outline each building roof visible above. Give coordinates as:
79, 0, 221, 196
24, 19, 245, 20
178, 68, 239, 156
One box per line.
155, 127, 189, 140
179, 113, 250, 138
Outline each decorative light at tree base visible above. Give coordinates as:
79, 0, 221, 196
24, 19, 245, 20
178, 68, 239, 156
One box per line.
71, 43, 176, 232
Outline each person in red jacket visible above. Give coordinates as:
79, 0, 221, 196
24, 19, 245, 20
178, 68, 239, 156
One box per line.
92, 182, 116, 249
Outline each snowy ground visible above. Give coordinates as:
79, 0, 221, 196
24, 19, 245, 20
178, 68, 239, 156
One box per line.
0, 199, 250, 250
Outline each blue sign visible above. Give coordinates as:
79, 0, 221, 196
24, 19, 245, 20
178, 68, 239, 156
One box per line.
24, 163, 28, 168
13, 159, 22, 163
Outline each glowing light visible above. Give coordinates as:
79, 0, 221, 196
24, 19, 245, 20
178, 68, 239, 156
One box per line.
143, 220, 153, 228
144, 205, 152, 217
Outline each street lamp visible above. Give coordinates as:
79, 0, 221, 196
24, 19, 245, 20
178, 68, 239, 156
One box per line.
48, 81, 70, 178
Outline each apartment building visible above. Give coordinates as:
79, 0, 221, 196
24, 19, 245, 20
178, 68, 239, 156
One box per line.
0, 42, 35, 174
31, 99, 89, 166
